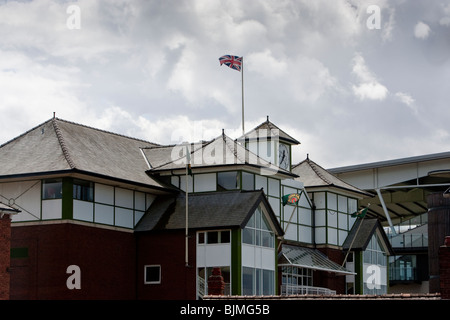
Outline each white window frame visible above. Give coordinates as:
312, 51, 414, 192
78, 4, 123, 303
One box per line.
144, 265, 161, 284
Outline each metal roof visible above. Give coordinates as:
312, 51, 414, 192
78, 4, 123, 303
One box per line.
279, 244, 355, 275
328, 151, 450, 174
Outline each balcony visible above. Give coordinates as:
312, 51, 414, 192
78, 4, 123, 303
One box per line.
389, 233, 428, 249
280, 284, 336, 296
389, 266, 418, 282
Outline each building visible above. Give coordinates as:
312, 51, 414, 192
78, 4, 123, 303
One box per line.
330, 153, 450, 294
0, 116, 386, 299
291, 156, 393, 294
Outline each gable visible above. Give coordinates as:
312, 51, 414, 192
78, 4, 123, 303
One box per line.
143, 133, 296, 178
342, 218, 394, 255
135, 190, 283, 236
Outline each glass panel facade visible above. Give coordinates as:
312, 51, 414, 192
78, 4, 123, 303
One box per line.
42, 179, 62, 199
242, 267, 274, 296
242, 206, 274, 248
363, 233, 388, 295
217, 171, 240, 190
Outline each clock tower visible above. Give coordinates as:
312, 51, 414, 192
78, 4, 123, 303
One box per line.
239, 116, 300, 172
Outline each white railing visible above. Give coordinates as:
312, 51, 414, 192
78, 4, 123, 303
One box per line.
281, 284, 336, 296
198, 277, 206, 298
197, 277, 231, 298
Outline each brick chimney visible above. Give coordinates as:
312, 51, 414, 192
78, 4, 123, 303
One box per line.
439, 236, 450, 300
0, 214, 11, 300
207, 267, 225, 296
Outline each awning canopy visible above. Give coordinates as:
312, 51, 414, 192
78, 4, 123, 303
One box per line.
279, 245, 355, 276
0, 202, 20, 217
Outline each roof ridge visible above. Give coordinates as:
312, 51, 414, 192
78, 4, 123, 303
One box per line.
0, 118, 53, 149
54, 117, 161, 146
52, 118, 76, 169
307, 158, 334, 185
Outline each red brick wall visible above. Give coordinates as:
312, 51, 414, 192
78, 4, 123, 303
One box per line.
10, 222, 135, 299
0, 215, 11, 300
316, 247, 346, 294
439, 236, 450, 300
136, 230, 197, 300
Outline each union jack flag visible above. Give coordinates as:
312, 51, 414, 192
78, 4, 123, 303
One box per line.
219, 55, 242, 72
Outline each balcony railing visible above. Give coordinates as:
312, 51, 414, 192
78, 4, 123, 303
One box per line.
389, 233, 428, 249
281, 284, 336, 296
389, 266, 418, 281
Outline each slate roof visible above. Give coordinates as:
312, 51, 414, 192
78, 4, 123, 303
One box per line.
342, 218, 394, 255
0, 118, 171, 191
238, 117, 300, 145
142, 132, 297, 178
135, 189, 284, 235
292, 157, 373, 198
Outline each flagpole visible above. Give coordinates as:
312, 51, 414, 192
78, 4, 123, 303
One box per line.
185, 145, 189, 267
277, 205, 297, 251
241, 56, 245, 136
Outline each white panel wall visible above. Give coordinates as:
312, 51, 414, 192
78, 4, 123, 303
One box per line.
115, 207, 133, 228
194, 173, 216, 192
242, 244, 275, 270
42, 199, 62, 220
73, 199, 94, 222
197, 243, 231, 267
95, 183, 114, 205
94, 203, 114, 225
115, 188, 133, 208
0, 181, 41, 222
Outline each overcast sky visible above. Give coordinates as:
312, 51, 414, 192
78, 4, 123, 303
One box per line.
0, 0, 449, 168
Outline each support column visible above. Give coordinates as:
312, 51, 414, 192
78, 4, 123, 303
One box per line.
0, 214, 11, 300
427, 192, 450, 293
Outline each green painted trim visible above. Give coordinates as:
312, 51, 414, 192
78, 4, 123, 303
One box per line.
10, 247, 28, 259
275, 239, 279, 295
355, 251, 363, 294
231, 229, 242, 295
62, 177, 73, 220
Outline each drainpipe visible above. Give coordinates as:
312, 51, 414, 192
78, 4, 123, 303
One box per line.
311, 201, 316, 248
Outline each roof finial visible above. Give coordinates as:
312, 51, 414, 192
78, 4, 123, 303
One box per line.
53, 112, 56, 119
266, 115, 269, 122
307, 153, 309, 160
222, 128, 225, 136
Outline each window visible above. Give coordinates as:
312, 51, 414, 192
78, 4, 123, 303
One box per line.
144, 265, 161, 284
243, 207, 274, 248
42, 179, 62, 199
242, 172, 254, 190
363, 233, 388, 294
243, 267, 274, 295
217, 171, 240, 190
73, 179, 93, 201
198, 267, 231, 297
198, 230, 231, 244
282, 266, 313, 288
